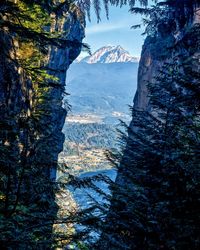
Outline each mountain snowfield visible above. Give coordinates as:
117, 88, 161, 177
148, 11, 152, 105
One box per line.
78, 45, 139, 64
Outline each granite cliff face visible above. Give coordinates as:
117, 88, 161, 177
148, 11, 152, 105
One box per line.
38, 9, 85, 179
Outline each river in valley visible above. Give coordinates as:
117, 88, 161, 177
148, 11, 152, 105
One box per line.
71, 168, 117, 209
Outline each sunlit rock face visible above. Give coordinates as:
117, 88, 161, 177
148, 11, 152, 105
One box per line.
133, 40, 163, 111
41, 10, 85, 180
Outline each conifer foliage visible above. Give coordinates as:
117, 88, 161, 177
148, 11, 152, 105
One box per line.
0, 1, 156, 248
1, 0, 200, 249
0, 0, 149, 248
98, 2, 200, 248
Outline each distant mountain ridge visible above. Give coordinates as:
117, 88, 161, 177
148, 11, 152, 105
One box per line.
79, 45, 139, 64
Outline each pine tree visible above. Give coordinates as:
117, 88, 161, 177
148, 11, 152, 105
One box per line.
96, 2, 200, 249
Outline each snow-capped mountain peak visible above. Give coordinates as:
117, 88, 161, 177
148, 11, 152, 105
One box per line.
79, 45, 139, 64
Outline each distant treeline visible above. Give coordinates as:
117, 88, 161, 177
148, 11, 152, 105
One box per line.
63, 123, 120, 153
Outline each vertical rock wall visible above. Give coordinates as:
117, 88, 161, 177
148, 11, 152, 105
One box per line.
134, 7, 200, 111
34, 9, 85, 180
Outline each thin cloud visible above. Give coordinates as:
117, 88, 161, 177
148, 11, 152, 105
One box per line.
86, 17, 144, 35
86, 21, 130, 35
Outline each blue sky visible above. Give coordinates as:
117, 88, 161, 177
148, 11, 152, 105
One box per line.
81, 4, 146, 58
